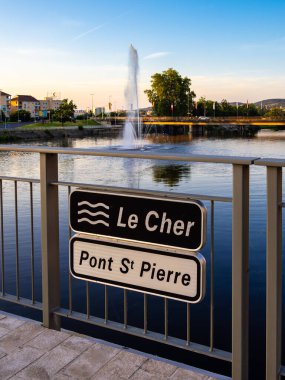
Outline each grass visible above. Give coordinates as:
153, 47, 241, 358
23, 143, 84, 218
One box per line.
19, 120, 101, 129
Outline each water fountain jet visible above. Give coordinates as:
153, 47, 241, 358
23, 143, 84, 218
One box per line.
122, 45, 142, 149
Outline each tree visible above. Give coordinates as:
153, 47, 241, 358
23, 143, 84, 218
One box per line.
237, 103, 259, 117
9, 110, 31, 122
219, 99, 235, 117
0, 110, 5, 122
264, 108, 285, 118
195, 97, 217, 117
144, 68, 196, 116
54, 99, 77, 126
75, 114, 88, 120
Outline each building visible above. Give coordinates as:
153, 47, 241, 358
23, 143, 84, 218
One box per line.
10, 95, 40, 119
39, 97, 62, 112
39, 97, 62, 119
95, 107, 105, 116
0, 91, 11, 118
74, 109, 87, 117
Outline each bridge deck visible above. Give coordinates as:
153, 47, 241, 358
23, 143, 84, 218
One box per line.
0, 311, 228, 379
142, 121, 285, 126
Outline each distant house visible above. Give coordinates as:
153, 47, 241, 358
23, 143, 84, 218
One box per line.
0, 91, 11, 117
95, 107, 105, 116
39, 97, 62, 113
139, 107, 153, 116
10, 95, 40, 119
75, 109, 86, 117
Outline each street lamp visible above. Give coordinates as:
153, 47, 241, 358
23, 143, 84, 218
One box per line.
0, 89, 2, 124
90, 93, 94, 116
114, 102, 117, 125
108, 95, 112, 124
187, 93, 190, 117
18, 98, 20, 123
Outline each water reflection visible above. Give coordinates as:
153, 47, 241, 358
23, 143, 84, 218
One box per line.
146, 134, 193, 144
123, 158, 141, 188
152, 164, 191, 187
257, 129, 285, 140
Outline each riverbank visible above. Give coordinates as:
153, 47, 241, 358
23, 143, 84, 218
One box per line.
204, 124, 260, 136
0, 125, 123, 142
0, 123, 264, 143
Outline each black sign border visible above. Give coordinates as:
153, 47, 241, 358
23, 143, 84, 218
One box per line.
69, 189, 207, 252
69, 235, 206, 303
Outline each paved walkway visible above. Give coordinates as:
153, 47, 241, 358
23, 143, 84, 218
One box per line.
0, 312, 230, 380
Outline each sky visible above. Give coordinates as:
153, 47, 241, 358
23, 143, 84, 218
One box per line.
1, 0, 285, 109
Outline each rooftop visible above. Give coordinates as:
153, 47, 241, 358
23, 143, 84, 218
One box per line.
11, 95, 39, 102
0, 91, 11, 97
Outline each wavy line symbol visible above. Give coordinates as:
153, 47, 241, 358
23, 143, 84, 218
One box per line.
78, 210, 109, 218
77, 201, 110, 227
78, 218, 109, 226
78, 201, 109, 209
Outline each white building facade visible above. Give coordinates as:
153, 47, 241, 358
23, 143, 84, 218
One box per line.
11, 95, 40, 118
0, 91, 11, 118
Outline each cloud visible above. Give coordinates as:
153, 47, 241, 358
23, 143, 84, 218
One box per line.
143, 51, 172, 60
71, 24, 105, 41
71, 10, 132, 42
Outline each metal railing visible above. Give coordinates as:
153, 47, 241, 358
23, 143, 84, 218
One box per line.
255, 158, 284, 380
0, 145, 283, 379
54, 182, 231, 358
0, 176, 41, 309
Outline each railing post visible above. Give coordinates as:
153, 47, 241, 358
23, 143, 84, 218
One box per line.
232, 164, 249, 380
266, 166, 282, 380
40, 153, 60, 330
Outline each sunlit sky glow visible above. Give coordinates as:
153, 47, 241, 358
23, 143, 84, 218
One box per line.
1, 0, 284, 109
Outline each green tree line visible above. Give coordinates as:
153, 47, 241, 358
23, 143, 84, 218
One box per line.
144, 68, 285, 118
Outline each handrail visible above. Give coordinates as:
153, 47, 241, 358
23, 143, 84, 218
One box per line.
254, 158, 285, 167
53, 181, 233, 203
0, 145, 259, 165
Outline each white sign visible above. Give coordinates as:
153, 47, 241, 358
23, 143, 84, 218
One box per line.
70, 235, 206, 303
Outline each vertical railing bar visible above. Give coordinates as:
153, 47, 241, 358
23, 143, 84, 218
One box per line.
186, 303, 190, 346
14, 181, 19, 300
30, 182, 35, 304
40, 152, 60, 330
143, 293, 148, 334
124, 289, 128, 328
86, 282, 90, 319
210, 200, 215, 351
232, 164, 249, 380
164, 298, 168, 341
104, 285, 108, 323
68, 186, 72, 314
0, 180, 4, 296
266, 166, 282, 380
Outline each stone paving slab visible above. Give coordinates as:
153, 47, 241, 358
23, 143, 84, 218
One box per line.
27, 329, 71, 353
0, 321, 43, 354
0, 312, 231, 380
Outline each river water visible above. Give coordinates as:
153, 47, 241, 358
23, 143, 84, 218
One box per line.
0, 129, 284, 377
